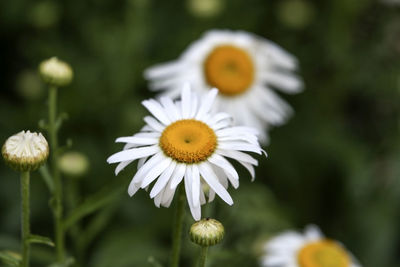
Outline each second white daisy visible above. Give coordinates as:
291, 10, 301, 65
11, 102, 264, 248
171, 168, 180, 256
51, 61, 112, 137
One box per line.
261, 225, 361, 267
145, 30, 303, 142
107, 84, 264, 220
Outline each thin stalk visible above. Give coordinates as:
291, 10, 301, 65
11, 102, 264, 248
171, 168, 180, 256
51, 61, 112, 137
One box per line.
48, 86, 65, 262
20, 171, 31, 267
198, 246, 208, 267
170, 185, 185, 267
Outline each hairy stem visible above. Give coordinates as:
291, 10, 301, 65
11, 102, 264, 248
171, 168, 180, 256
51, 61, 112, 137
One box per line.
20, 171, 30, 267
170, 185, 185, 267
198, 246, 208, 267
48, 86, 65, 262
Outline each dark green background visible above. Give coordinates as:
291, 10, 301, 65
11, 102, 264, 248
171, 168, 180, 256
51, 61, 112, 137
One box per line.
1, 0, 400, 266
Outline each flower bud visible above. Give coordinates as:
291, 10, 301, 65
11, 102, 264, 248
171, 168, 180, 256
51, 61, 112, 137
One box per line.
187, 0, 223, 18
2, 131, 49, 172
189, 218, 224, 247
59, 151, 89, 178
39, 57, 73, 87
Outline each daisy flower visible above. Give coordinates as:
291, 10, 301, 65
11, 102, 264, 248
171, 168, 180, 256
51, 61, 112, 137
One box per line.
261, 225, 361, 267
107, 84, 264, 220
144, 30, 303, 142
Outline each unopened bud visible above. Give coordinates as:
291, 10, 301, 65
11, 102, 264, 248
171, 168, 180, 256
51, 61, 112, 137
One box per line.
190, 218, 224, 247
59, 151, 89, 177
39, 57, 73, 87
2, 131, 49, 172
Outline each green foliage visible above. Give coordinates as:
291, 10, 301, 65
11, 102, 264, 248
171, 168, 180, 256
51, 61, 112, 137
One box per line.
0, 251, 21, 267
28, 235, 55, 247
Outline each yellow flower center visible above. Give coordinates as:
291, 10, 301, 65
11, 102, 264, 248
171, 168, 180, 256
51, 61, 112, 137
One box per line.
298, 240, 350, 267
204, 45, 254, 96
159, 119, 217, 163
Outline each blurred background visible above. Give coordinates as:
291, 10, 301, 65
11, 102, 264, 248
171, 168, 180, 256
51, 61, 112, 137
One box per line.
1, 0, 400, 266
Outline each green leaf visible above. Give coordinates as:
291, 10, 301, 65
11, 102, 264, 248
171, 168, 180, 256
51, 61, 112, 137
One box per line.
48, 257, 75, 267
63, 175, 126, 231
147, 256, 164, 267
39, 164, 54, 193
0, 250, 21, 267
55, 112, 69, 131
28, 234, 55, 247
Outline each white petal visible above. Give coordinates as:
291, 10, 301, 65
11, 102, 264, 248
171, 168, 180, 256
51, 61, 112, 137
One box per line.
216, 149, 258, 165
212, 165, 238, 189
127, 181, 140, 197
211, 119, 232, 130
116, 136, 158, 145
304, 225, 323, 241
142, 99, 171, 125
150, 160, 176, 198
260, 71, 303, 93
181, 83, 192, 118
160, 180, 177, 207
107, 145, 159, 164
134, 132, 161, 138
208, 189, 215, 203
137, 156, 148, 170
164, 188, 177, 208
239, 161, 256, 181
198, 162, 233, 205
144, 60, 184, 78
144, 116, 165, 132
216, 126, 259, 137
260, 40, 298, 70
190, 93, 199, 118
195, 89, 218, 120
191, 165, 201, 207
208, 154, 239, 181
131, 152, 164, 185
160, 96, 180, 121
218, 142, 262, 155
209, 112, 232, 126
199, 183, 206, 205
115, 160, 133, 175
140, 157, 172, 188
185, 168, 201, 220
170, 163, 186, 189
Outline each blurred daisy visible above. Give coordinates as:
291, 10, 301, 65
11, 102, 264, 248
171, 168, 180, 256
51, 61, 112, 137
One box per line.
107, 84, 264, 220
144, 30, 303, 142
261, 225, 361, 267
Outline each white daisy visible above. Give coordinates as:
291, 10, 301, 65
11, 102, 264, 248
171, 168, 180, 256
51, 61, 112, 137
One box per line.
107, 84, 264, 220
261, 225, 361, 267
144, 29, 303, 143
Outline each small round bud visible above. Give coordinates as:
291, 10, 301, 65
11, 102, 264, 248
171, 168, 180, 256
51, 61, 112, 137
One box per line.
59, 151, 89, 178
2, 130, 49, 172
189, 218, 224, 247
39, 57, 73, 87
187, 0, 224, 18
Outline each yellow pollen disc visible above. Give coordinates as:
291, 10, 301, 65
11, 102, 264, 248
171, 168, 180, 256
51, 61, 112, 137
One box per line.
298, 240, 350, 267
204, 45, 254, 96
159, 119, 217, 163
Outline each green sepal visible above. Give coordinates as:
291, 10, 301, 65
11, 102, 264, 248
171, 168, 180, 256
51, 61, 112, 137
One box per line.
0, 250, 21, 267
28, 234, 55, 247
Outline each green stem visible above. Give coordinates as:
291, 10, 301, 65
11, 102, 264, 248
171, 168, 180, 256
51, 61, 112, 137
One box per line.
48, 86, 65, 262
20, 171, 30, 267
170, 185, 185, 267
198, 246, 208, 267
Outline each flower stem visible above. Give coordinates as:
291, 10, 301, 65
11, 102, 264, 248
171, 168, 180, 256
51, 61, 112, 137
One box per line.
20, 171, 30, 267
48, 86, 65, 262
170, 184, 185, 267
198, 246, 208, 267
